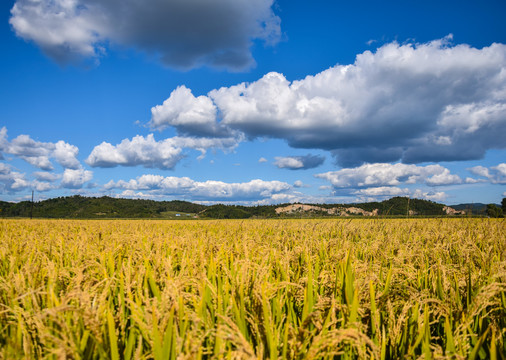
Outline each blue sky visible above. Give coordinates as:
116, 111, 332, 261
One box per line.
1, 0, 505, 205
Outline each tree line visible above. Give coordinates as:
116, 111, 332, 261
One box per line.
2, 195, 503, 219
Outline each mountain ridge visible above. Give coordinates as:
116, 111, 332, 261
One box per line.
0, 195, 492, 219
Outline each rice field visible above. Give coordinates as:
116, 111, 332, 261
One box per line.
0, 218, 505, 359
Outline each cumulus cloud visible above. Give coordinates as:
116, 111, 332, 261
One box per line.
53, 141, 81, 169
411, 190, 448, 203
468, 163, 506, 184
0, 127, 81, 170
274, 154, 325, 170
6, 134, 54, 170
10, 0, 281, 70
0, 159, 93, 193
2, 175, 30, 192
468, 165, 490, 178
150, 86, 231, 137
0, 163, 58, 193
464, 177, 486, 184
33, 171, 61, 182
86, 134, 240, 169
31, 180, 56, 192
258, 157, 268, 163
61, 168, 93, 189
105, 175, 290, 201
0, 163, 26, 192
353, 186, 410, 197
9, 0, 100, 63
293, 180, 304, 188
154, 37, 506, 166
315, 163, 462, 188
87, 135, 183, 169
0, 127, 8, 158
0, 163, 11, 175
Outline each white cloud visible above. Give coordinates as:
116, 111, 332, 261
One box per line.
86, 134, 240, 169
274, 157, 303, 169
86, 135, 182, 169
33, 171, 61, 182
0, 163, 57, 193
495, 164, 506, 180
293, 180, 304, 188
61, 168, 93, 189
0, 159, 93, 193
115, 190, 160, 200
468, 166, 490, 178
7, 134, 54, 170
53, 141, 81, 169
32, 180, 56, 192
468, 163, 506, 184
314, 163, 459, 203
10, 0, 281, 70
155, 37, 506, 166
150, 86, 228, 136
258, 157, 268, 163
0, 164, 25, 192
274, 154, 325, 170
169, 136, 242, 160
0, 127, 8, 157
425, 168, 462, 186
9, 0, 100, 62
315, 163, 462, 188
32, 171, 60, 192
0, 163, 11, 175
411, 190, 448, 203
464, 177, 486, 184
0, 127, 81, 170
9, 177, 30, 190
353, 186, 410, 197
105, 175, 291, 201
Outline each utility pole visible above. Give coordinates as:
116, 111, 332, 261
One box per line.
30, 190, 34, 219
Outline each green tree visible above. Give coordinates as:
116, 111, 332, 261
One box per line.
486, 204, 503, 218
502, 198, 506, 214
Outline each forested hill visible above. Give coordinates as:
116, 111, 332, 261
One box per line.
0, 195, 481, 219
0, 196, 206, 219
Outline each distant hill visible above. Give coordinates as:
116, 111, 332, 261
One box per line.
451, 203, 497, 215
201, 204, 277, 219
0, 195, 206, 219
348, 197, 447, 216
0, 195, 492, 219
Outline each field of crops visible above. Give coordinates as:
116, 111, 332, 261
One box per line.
0, 218, 505, 359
